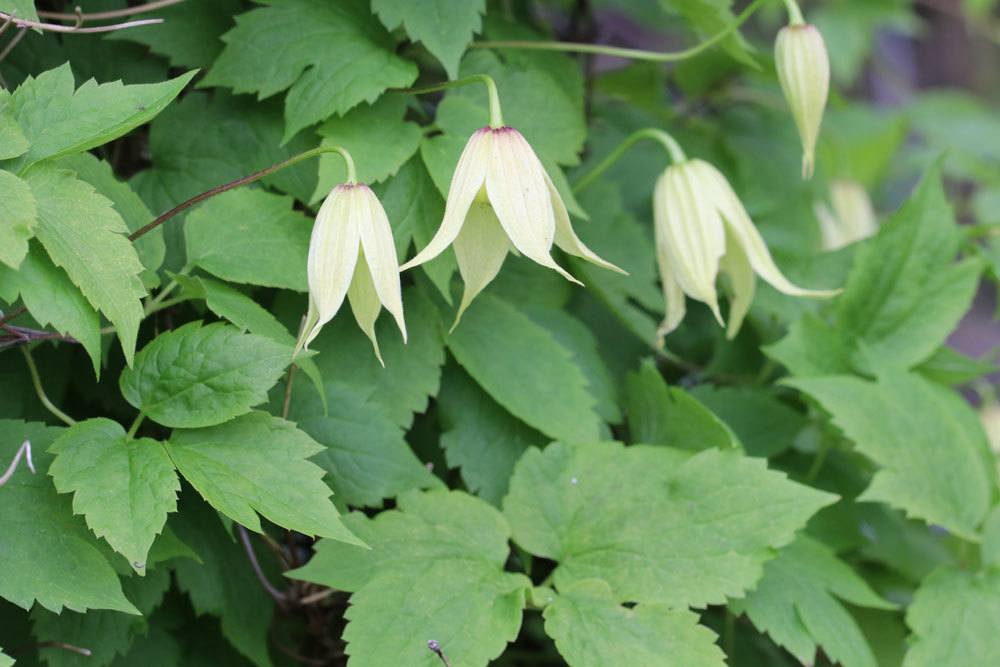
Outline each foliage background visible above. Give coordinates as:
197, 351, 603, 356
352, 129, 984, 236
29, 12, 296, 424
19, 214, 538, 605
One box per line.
1, 0, 999, 666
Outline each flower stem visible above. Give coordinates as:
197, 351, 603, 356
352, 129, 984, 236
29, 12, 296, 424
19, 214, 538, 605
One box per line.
20, 346, 76, 427
782, 0, 805, 25
393, 74, 504, 128
125, 413, 145, 440
473, 0, 772, 62
572, 128, 686, 194
128, 145, 357, 242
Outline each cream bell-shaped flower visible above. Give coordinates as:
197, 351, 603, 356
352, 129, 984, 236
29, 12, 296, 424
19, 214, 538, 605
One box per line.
654, 159, 840, 342
295, 183, 406, 365
400, 126, 625, 324
815, 179, 878, 251
775, 21, 830, 179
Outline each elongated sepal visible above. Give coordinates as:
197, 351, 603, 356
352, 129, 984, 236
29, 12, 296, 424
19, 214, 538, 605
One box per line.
775, 23, 830, 179
815, 179, 878, 251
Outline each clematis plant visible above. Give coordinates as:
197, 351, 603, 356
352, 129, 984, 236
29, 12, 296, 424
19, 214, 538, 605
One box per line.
814, 179, 879, 251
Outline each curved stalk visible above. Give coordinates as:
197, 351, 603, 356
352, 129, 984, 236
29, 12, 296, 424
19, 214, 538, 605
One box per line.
572, 128, 686, 194
20, 346, 76, 426
393, 74, 504, 128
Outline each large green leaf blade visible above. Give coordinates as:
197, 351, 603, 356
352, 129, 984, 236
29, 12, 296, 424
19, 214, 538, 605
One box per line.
48, 418, 179, 573
119, 322, 291, 428
372, 0, 485, 78
0, 170, 35, 268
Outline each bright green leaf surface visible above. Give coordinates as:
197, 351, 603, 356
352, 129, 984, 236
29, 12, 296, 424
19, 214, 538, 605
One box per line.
119, 322, 291, 429
504, 441, 836, 606
372, 0, 485, 78
48, 418, 179, 572
290, 490, 530, 667
0, 170, 34, 268
544, 579, 726, 667
204, 0, 417, 139
166, 411, 359, 544
0, 421, 137, 614
789, 372, 995, 540
689, 385, 807, 459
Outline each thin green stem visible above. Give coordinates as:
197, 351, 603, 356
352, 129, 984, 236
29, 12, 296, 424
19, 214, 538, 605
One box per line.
125, 413, 145, 440
20, 346, 76, 426
806, 438, 833, 482
723, 608, 736, 662
572, 128, 686, 194
128, 145, 357, 242
143, 295, 189, 317
782, 0, 805, 25
473, 0, 772, 62
393, 74, 504, 128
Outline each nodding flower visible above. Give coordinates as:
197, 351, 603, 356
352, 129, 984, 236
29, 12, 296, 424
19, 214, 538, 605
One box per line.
400, 125, 625, 326
295, 182, 406, 365
775, 20, 830, 179
815, 179, 878, 251
654, 157, 840, 343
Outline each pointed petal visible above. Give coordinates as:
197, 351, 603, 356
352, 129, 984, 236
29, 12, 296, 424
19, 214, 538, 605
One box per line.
356, 185, 406, 342
719, 234, 756, 340
485, 128, 581, 285
452, 202, 510, 328
698, 160, 840, 298
545, 170, 627, 275
655, 246, 687, 345
347, 251, 386, 366
653, 162, 725, 320
302, 186, 361, 349
400, 129, 488, 270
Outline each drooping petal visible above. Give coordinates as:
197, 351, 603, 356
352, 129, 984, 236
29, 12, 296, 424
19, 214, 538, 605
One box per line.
654, 244, 686, 345
400, 128, 489, 271
652, 162, 725, 325
817, 179, 878, 250
698, 160, 840, 298
347, 250, 387, 366
356, 184, 406, 342
718, 232, 756, 340
298, 185, 361, 351
485, 127, 581, 285
452, 201, 510, 328
545, 169, 627, 275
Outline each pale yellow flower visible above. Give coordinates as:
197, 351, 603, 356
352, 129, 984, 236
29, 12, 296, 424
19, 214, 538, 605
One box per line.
654, 159, 840, 342
401, 126, 624, 324
296, 183, 406, 364
814, 179, 878, 251
775, 22, 830, 179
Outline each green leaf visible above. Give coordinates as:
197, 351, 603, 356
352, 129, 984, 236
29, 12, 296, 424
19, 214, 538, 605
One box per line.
624, 360, 737, 451
108, 627, 181, 667
0, 0, 38, 22
290, 490, 530, 667
298, 384, 441, 508
2, 64, 195, 173
25, 166, 146, 366
48, 418, 179, 573
446, 294, 602, 443
57, 152, 164, 281
172, 493, 273, 667
543, 579, 726, 667
503, 441, 836, 606
0, 421, 137, 614
981, 506, 1000, 568
764, 312, 854, 377
203, 0, 417, 139
730, 535, 894, 667
311, 95, 422, 202
0, 242, 102, 372
119, 322, 291, 428
32, 606, 144, 667
166, 411, 359, 544
437, 363, 544, 505
660, 0, 756, 66
0, 104, 29, 160
788, 372, 996, 540
106, 0, 242, 69
0, 170, 34, 268
184, 188, 311, 292
372, 0, 485, 78
689, 385, 808, 459
0, 649, 10, 667
904, 567, 1000, 667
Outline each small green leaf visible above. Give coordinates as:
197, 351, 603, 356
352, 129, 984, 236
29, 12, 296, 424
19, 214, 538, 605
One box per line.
731, 536, 894, 667
203, 0, 417, 139
0, 421, 138, 614
904, 567, 1000, 666
185, 188, 311, 292
689, 385, 808, 458
372, 0, 485, 78
2, 64, 195, 172
25, 165, 146, 366
119, 322, 291, 428
290, 490, 530, 667
788, 371, 996, 540
0, 170, 34, 268
166, 411, 359, 545
48, 418, 179, 573
446, 294, 603, 443
503, 441, 836, 607
543, 579, 726, 667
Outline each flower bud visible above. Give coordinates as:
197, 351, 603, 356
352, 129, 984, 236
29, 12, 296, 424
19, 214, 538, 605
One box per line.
775, 22, 830, 179
814, 179, 878, 251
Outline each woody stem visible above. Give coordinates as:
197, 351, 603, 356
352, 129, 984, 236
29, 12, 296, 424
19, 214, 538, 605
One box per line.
393, 74, 504, 128
572, 128, 686, 194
